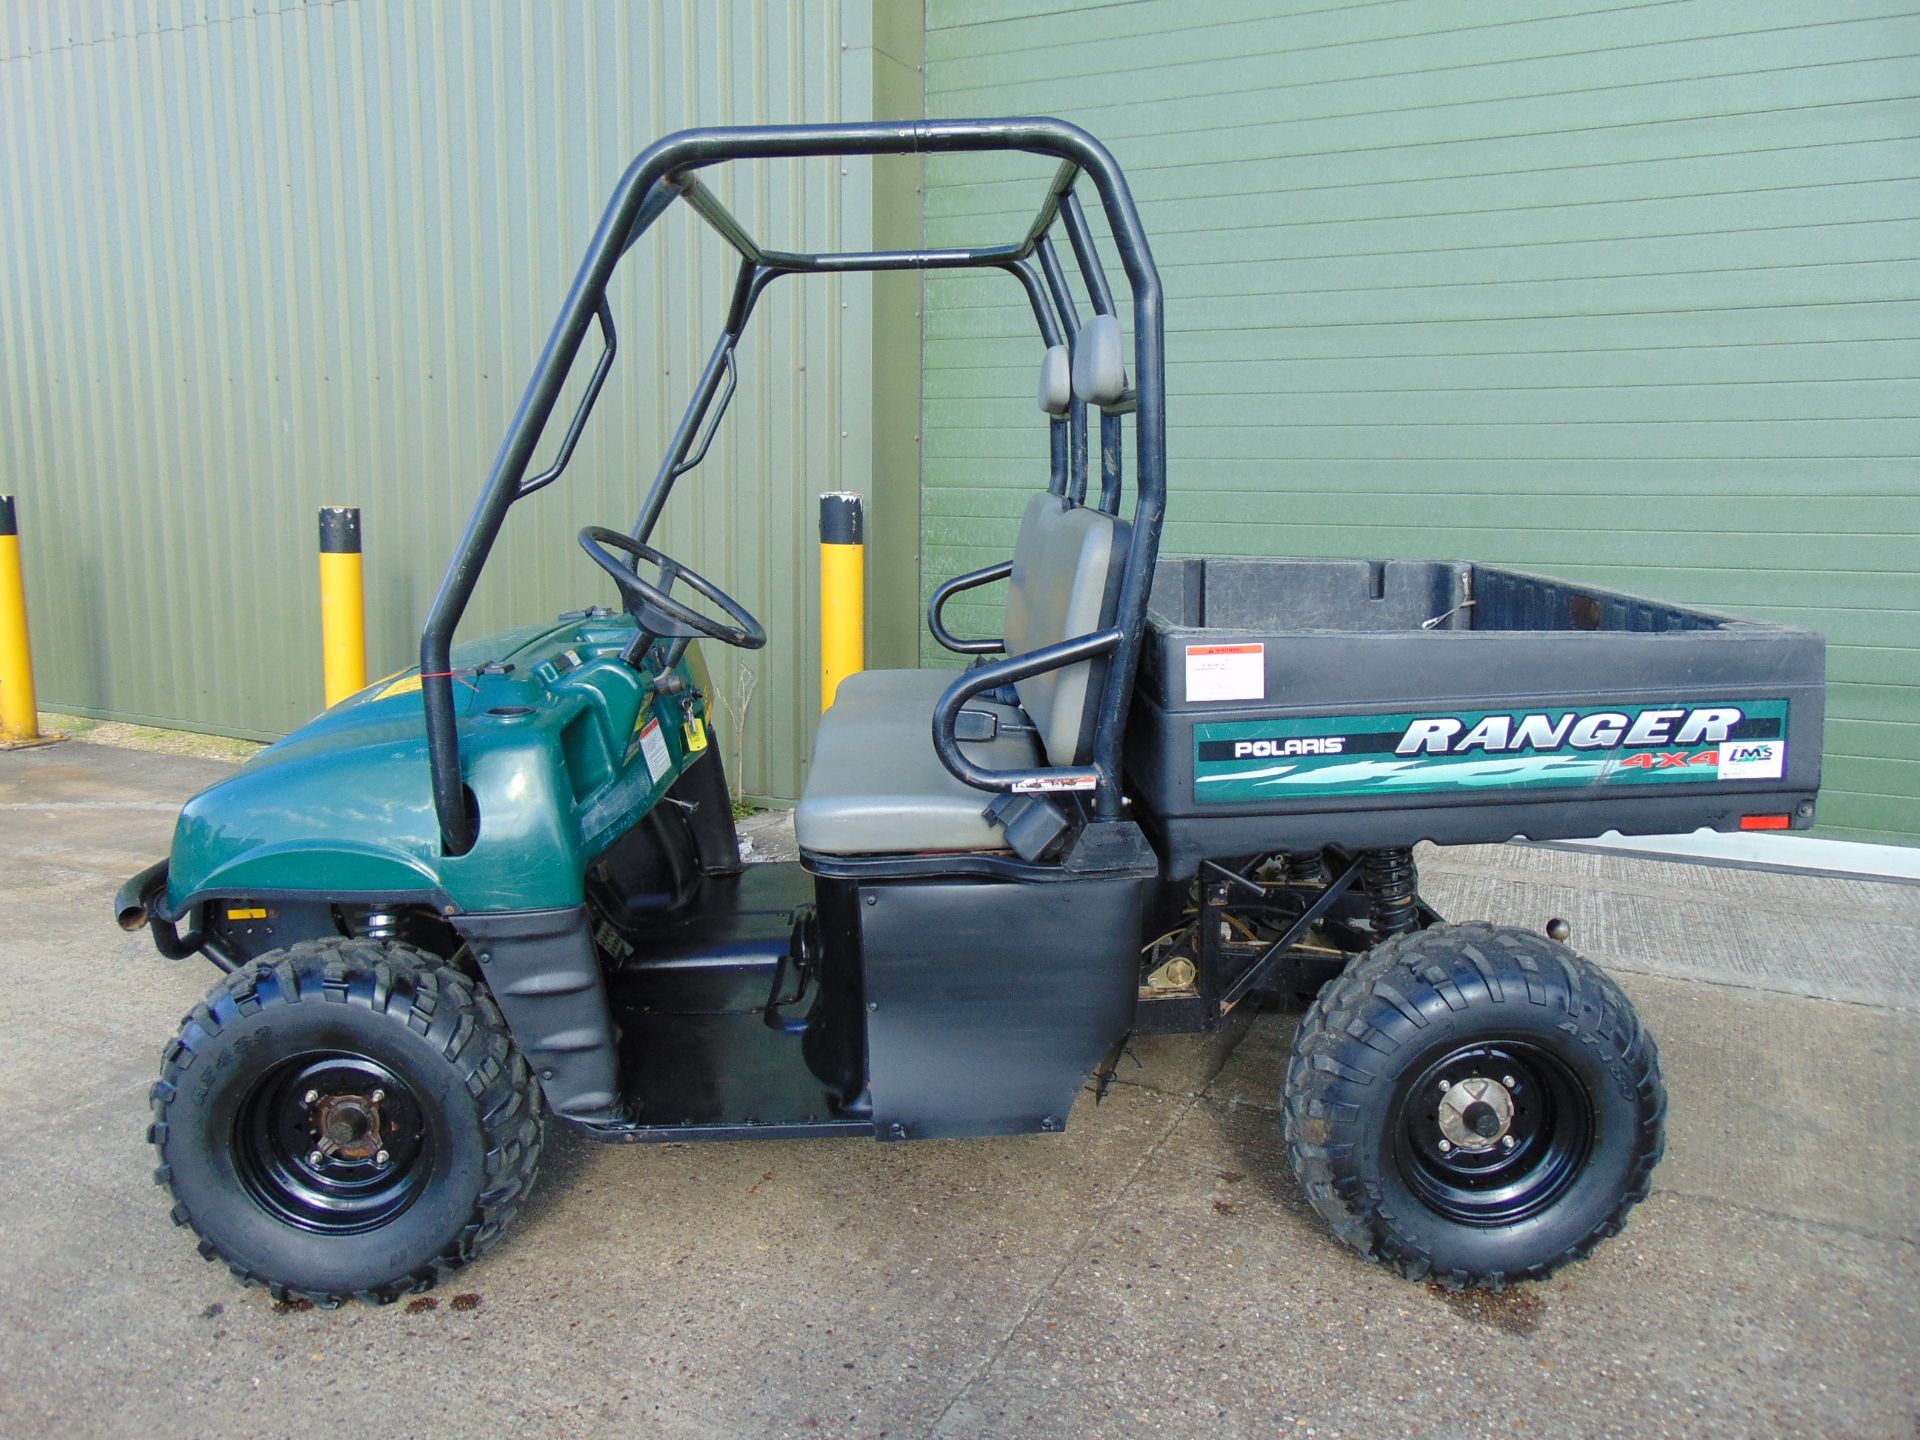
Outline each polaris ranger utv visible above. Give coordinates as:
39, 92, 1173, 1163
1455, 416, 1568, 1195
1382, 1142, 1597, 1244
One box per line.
117, 121, 1824, 1305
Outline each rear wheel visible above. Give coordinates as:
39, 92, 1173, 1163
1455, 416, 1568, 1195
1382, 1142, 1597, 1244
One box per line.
149, 939, 543, 1305
1283, 923, 1663, 1287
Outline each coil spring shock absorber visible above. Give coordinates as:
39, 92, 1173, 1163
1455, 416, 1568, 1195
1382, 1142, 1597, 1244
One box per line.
352, 907, 451, 953
1363, 847, 1419, 936
359, 910, 402, 943
1284, 849, 1328, 886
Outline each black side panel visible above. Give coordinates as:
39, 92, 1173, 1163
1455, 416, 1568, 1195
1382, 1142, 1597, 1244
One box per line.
861, 877, 1146, 1140
455, 906, 621, 1123
665, 732, 744, 876
803, 878, 869, 1105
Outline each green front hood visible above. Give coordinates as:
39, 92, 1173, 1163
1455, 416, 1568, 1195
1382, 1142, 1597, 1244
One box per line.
164, 613, 711, 916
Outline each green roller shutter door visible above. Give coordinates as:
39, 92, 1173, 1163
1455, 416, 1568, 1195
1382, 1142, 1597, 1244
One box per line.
921, 0, 1920, 845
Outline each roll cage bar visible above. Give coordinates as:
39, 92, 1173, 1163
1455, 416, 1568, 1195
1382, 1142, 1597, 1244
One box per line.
422, 119, 1164, 855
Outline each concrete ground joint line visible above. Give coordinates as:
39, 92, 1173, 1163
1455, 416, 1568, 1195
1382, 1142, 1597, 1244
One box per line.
1194, 1089, 1285, 1118
1101, 1074, 1210, 1101
1601, 961, 1920, 1015
921, 1094, 1202, 1440
1083, 1010, 1264, 1102
1539, 834, 1920, 887
1654, 1185, 1920, 1252
1426, 845, 1920, 883
1438, 880, 1920, 929
1198, 1013, 1260, 1087
1419, 863, 1920, 919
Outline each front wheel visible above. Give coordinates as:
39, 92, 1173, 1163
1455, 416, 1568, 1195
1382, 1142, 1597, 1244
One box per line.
1283, 923, 1664, 1288
149, 939, 543, 1305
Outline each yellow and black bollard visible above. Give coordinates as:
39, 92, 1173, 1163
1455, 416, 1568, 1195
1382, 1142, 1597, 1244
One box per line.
0, 495, 42, 743
318, 506, 368, 707
818, 492, 865, 711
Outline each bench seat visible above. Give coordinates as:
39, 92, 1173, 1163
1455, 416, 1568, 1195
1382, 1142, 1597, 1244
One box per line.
795, 669, 1038, 856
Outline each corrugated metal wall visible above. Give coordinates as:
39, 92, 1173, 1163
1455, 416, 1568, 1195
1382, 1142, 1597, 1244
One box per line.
9, 2, 1916, 839
0, 0, 890, 802
922, 0, 1920, 845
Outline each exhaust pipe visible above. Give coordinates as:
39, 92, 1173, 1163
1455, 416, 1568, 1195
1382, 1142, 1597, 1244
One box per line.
113, 858, 235, 970
114, 859, 169, 931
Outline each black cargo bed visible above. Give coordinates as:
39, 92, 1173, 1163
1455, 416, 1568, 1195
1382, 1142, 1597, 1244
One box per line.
1126, 558, 1824, 875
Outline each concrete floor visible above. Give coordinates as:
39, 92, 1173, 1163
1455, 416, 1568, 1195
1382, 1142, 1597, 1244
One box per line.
2, 742, 1915, 1439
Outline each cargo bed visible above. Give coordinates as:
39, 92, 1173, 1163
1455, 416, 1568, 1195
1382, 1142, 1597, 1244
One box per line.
1127, 558, 1824, 874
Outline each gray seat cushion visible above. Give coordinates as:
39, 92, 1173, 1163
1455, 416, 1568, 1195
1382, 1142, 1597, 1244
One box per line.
796, 669, 1040, 857
1008, 504, 1127, 766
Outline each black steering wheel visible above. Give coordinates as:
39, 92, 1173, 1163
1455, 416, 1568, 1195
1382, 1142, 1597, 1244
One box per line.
577, 526, 767, 652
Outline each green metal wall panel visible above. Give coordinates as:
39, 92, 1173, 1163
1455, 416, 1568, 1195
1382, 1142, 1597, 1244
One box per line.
0, 0, 898, 803
922, 0, 1920, 845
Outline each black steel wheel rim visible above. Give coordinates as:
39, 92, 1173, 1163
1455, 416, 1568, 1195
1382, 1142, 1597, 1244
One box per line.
1391, 1040, 1595, 1226
233, 1052, 433, 1235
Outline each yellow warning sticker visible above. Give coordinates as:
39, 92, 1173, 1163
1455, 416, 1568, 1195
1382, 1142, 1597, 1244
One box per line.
378, 673, 425, 699
226, 907, 268, 921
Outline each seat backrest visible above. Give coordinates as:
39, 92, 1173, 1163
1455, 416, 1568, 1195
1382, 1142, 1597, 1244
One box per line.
966, 344, 1128, 767
1007, 503, 1129, 766
1002, 491, 1068, 659
966, 348, 1074, 655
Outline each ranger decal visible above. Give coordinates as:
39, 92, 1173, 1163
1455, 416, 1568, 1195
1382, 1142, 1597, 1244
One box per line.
1193, 701, 1789, 801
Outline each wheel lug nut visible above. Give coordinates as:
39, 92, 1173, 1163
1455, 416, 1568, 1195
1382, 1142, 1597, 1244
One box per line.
371, 1089, 385, 1104
375, 1149, 390, 1167
1501, 1135, 1516, 1150
308, 1149, 325, 1166
302, 1089, 319, 1106
1437, 1079, 1450, 1092
1501, 1075, 1516, 1088
1437, 1139, 1452, 1152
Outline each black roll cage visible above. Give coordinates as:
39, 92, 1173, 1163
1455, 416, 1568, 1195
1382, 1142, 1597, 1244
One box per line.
422, 119, 1165, 856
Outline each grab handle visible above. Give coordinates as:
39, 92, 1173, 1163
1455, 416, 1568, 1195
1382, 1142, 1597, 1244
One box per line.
517, 299, 618, 499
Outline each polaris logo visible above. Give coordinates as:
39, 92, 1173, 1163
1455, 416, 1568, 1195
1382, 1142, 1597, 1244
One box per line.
1395, 707, 1746, 757
1232, 736, 1346, 759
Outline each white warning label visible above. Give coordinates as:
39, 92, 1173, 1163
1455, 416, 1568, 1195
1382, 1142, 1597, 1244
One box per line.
1184, 642, 1265, 703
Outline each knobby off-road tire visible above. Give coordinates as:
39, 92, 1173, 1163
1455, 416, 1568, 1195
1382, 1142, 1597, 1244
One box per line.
1283, 922, 1664, 1288
149, 939, 544, 1306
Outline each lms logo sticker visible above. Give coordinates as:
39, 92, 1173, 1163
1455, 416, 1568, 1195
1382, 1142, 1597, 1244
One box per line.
1719, 740, 1785, 780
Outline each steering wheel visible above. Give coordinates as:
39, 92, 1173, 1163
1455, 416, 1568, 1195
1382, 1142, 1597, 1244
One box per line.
577, 526, 767, 652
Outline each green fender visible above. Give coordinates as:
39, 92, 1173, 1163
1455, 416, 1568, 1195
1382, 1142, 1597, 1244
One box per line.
162, 615, 711, 918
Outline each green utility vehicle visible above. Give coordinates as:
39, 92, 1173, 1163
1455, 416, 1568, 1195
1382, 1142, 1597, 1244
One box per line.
117, 121, 1824, 1305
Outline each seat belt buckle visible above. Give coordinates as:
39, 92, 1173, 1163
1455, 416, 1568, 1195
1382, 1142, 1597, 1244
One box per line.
952, 708, 999, 743
983, 792, 1073, 862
